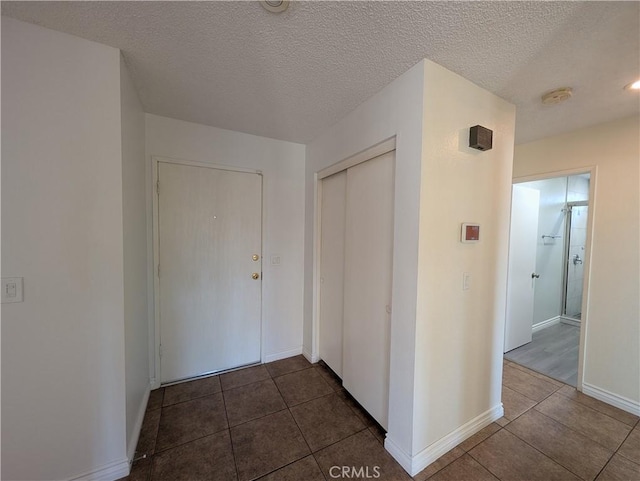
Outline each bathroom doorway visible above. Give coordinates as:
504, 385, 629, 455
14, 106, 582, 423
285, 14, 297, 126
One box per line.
504, 173, 591, 386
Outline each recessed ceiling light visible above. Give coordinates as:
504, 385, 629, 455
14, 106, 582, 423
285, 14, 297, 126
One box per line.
541, 87, 573, 105
623, 80, 640, 91
260, 0, 289, 13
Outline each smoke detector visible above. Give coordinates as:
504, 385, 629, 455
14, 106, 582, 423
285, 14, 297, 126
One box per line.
541, 87, 573, 105
260, 1, 289, 13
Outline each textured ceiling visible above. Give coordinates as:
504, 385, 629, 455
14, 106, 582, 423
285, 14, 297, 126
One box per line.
2, 1, 639, 144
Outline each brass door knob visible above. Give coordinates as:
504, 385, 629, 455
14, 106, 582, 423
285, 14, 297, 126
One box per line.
252, 273, 260, 280
252, 254, 260, 261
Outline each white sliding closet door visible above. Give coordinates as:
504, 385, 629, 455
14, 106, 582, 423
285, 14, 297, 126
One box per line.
343, 151, 395, 429
319, 171, 347, 377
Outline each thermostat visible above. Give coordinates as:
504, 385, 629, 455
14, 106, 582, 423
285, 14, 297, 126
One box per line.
461, 223, 480, 243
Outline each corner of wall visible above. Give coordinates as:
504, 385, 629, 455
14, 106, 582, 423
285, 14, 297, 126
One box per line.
412, 60, 515, 454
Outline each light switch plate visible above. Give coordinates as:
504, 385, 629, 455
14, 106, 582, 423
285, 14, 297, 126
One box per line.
2, 277, 24, 303
463, 272, 471, 291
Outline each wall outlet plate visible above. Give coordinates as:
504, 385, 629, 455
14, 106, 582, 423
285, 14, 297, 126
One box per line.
2, 277, 24, 303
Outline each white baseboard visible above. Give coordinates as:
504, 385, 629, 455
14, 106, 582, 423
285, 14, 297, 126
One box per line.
263, 346, 303, 363
150, 376, 161, 390
532, 316, 560, 333
127, 384, 152, 462
384, 436, 413, 475
68, 458, 130, 481
560, 316, 581, 327
302, 348, 320, 364
582, 382, 640, 416
385, 404, 503, 477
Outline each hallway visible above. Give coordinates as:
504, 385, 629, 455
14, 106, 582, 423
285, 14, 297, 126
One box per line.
124, 356, 639, 480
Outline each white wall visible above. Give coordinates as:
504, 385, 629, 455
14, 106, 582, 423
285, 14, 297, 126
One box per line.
305, 60, 426, 460
120, 56, 150, 460
412, 62, 515, 459
1, 17, 128, 480
514, 116, 640, 407
145, 114, 306, 377
306, 60, 515, 474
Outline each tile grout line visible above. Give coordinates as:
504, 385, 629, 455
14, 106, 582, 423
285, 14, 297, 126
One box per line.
501, 381, 562, 425
611, 423, 640, 463
469, 431, 583, 481
552, 389, 640, 427
152, 426, 231, 456
460, 425, 506, 454
439, 376, 626, 481
503, 378, 636, 478
220, 389, 241, 481
271, 367, 317, 474
270, 361, 387, 477
502, 379, 563, 406
160, 389, 222, 409
505, 360, 566, 387
531, 404, 623, 453
506, 359, 639, 426
266, 359, 315, 380
593, 425, 640, 481
466, 446, 508, 481
503, 418, 604, 481
413, 444, 469, 480
531, 400, 633, 452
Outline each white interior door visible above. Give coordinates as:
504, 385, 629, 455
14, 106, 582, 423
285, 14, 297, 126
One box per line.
319, 171, 347, 377
505, 184, 540, 353
342, 151, 394, 429
158, 162, 262, 383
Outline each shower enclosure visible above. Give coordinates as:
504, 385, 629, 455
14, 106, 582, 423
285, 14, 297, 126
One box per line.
562, 202, 589, 320
561, 172, 590, 322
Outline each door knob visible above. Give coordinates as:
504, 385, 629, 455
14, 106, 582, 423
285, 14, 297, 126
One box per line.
531, 273, 540, 279
252, 254, 260, 261
252, 273, 260, 280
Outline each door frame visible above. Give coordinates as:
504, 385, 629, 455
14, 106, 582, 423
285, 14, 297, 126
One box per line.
510, 165, 597, 391
311, 137, 396, 364
151, 155, 264, 387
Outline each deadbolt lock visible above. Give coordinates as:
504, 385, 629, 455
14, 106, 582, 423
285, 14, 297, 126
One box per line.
252, 254, 260, 261
252, 273, 260, 280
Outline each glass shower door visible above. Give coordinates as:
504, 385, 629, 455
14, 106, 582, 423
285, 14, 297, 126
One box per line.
563, 203, 588, 319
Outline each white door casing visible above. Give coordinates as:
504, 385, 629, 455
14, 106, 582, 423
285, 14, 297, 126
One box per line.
157, 161, 262, 383
505, 184, 540, 353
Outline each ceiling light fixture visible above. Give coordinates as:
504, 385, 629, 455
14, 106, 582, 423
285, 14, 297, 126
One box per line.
541, 87, 573, 105
623, 80, 640, 91
260, 0, 289, 13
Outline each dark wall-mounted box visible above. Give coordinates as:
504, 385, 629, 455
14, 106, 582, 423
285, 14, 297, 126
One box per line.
469, 125, 493, 151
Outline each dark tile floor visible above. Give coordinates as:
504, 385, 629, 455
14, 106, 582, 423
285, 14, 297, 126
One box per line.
121, 356, 640, 481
